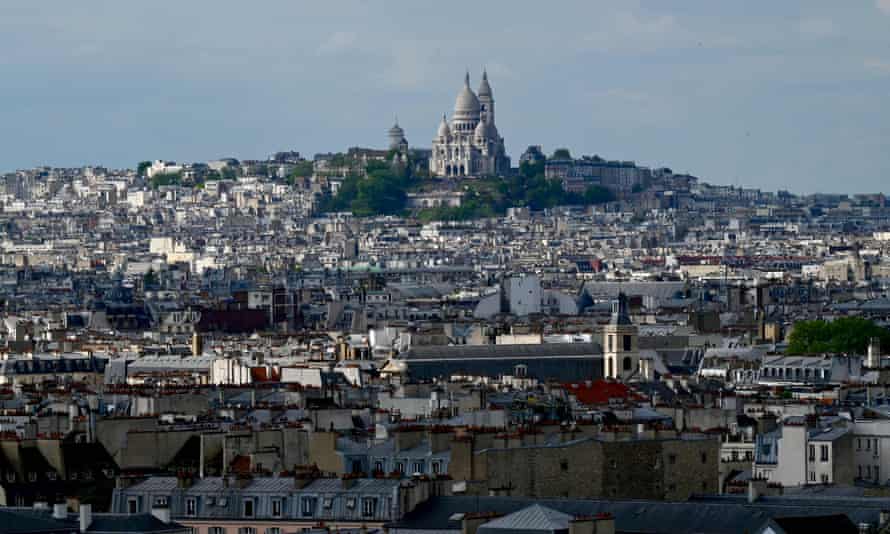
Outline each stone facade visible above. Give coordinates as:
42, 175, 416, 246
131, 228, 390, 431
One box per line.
429, 71, 510, 178
451, 433, 719, 502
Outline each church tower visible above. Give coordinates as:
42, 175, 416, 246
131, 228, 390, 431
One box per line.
603, 293, 639, 381
477, 69, 494, 124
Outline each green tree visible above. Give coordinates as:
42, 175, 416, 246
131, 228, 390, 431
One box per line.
143, 268, 158, 288
287, 160, 314, 184
136, 161, 152, 177
150, 172, 182, 188
551, 148, 572, 160
786, 317, 890, 355
220, 166, 238, 180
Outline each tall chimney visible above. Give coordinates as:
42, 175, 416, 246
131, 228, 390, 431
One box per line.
868, 337, 881, 369
79, 504, 92, 533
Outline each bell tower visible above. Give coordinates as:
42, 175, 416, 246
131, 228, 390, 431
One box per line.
603, 293, 639, 381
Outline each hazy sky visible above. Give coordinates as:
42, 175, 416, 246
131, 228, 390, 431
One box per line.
2, 1, 889, 193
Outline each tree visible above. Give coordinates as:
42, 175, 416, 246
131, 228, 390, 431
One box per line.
143, 268, 158, 288
287, 160, 314, 184
786, 317, 890, 355
150, 172, 182, 188
220, 166, 238, 180
136, 161, 152, 177
551, 148, 572, 160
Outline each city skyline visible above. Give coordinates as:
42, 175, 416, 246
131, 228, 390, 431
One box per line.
2, 1, 889, 194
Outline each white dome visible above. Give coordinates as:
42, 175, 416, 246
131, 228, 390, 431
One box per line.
437, 115, 451, 138
454, 73, 481, 116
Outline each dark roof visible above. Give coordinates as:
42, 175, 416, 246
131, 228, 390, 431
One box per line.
386, 495, 885, 534
771, 514, 859, 534
0, 509, 72, 534
88, 514, 188, 533
400, 343, 601, 361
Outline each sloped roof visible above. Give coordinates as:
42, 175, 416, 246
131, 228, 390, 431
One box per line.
478, 504, 572, 533
400, 343, 601, 361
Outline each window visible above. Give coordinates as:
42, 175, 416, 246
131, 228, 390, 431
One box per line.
859, 465, 863, 478
346, 497, 356, 509
128, 498, 138, 514
701, 452, 708, 464
266, 529, 280, 534
154, 497, 168, 507
820, 473, 829, 483
238, 528, 256, 534
323, 498, 333, 509
622, 357, 632, 371
243, 499, 254, 518
809, 471, 815, 482
413, 461, 424, 474
362, 498, 377, 517
820, 444, 829, 462
396, 462, 405, 474
209, 528, 226, 534
608, 335, 614, 352
867, 439, 872, 451
186, 498, 197, 517
876, 466, 881, 481
623, 335, 632, 351
867, 465, 872, 478
668, 454, 677, 465
560, 459, 569, 472
374, 461, 384, 473
858, 438, 862, 450
301, 497, 316, 518
271, 498, 282, 518
808, 444, 815, 462
28, 472, 37, 482
432, 462, 441, 474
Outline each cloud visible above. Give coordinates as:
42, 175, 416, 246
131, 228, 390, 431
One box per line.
796, 18, 835, 37
316, 31, 357, 55
878, 0, 890, 15
582, 10, 679, 53
864, 57, 890, 74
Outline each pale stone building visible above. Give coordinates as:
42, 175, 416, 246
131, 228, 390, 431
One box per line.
430, 71, 510, 177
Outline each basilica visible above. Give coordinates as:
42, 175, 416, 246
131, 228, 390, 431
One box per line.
429, 71, 510, 178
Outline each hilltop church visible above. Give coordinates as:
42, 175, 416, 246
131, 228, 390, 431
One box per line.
429, 71, 511, 178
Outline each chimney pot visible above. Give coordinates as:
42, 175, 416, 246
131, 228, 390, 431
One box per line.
79, 504, 92, 533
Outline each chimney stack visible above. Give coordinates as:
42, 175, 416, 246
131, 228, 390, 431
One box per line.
79, 504, 92, 533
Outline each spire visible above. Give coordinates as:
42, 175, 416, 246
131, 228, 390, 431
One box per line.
464, 70, 470, 86
482, 68, 488, 81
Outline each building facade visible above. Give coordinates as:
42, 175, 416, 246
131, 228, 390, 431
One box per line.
430, 71, 510, 178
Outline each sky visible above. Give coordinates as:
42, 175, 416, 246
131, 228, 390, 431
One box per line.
1, 1, 889, 194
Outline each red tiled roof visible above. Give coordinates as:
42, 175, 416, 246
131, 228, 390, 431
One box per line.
563, 380, 632, 405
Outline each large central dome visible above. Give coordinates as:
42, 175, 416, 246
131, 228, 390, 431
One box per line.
453, 72, 481, 117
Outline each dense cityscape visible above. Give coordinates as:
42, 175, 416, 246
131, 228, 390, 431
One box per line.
3, 6, 890, 533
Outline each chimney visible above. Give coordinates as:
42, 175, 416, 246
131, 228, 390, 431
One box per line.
868, 337, 881, 369
592, 514, 616, 534
462, 513, 499, 534
79, 504, 92, 533
748, 479, 767, 504
569, 517, 594, 534
151, 505, 171, 525
53, 503, 67, 520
